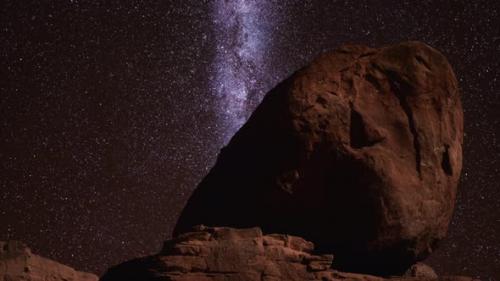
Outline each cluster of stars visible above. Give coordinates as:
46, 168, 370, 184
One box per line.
211, 0, 279, 142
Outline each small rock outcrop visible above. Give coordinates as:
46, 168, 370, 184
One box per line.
174, 41, 464, 274
100, 226, 477, 281
0, 240, 98, 281
102, 226, 334, 281
404, 263, 439, 279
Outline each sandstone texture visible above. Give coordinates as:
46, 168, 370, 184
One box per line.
0, 240, 98, 281
174, 41, 464, 274
100, 226, 477, 281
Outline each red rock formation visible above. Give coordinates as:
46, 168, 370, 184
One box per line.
0, 240, 98, 281
100, 226, 476, 281
174, 41, 464, 274
102, 226, 332, 281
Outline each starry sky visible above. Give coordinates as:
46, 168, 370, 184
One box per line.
1, 0, 499, 280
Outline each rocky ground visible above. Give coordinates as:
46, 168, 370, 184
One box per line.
100, 226, 477, 281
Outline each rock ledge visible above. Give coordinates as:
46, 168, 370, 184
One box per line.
101, 226, 477, 281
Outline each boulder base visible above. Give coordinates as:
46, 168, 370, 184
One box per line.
100, 227, 477, 281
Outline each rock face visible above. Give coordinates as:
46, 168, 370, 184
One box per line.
101, 226, 477, 281
174, 41, 463, 274
0, 240, 98, 281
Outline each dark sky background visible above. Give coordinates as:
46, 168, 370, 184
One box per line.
1, 0, 499, 280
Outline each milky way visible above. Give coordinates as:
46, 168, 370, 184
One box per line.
211, 0, 273, 141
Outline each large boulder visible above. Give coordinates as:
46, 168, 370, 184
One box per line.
100, 226, 477, 281
0, 240, 98, 281
174, 41, 463, 274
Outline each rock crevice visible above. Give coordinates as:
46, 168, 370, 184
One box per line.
386, 69, 422, 176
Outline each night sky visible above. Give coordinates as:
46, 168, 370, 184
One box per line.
1, 1, 499, 280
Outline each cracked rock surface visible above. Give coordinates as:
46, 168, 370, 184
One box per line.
173, 42, 464, 274
100, 227, 476, 281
